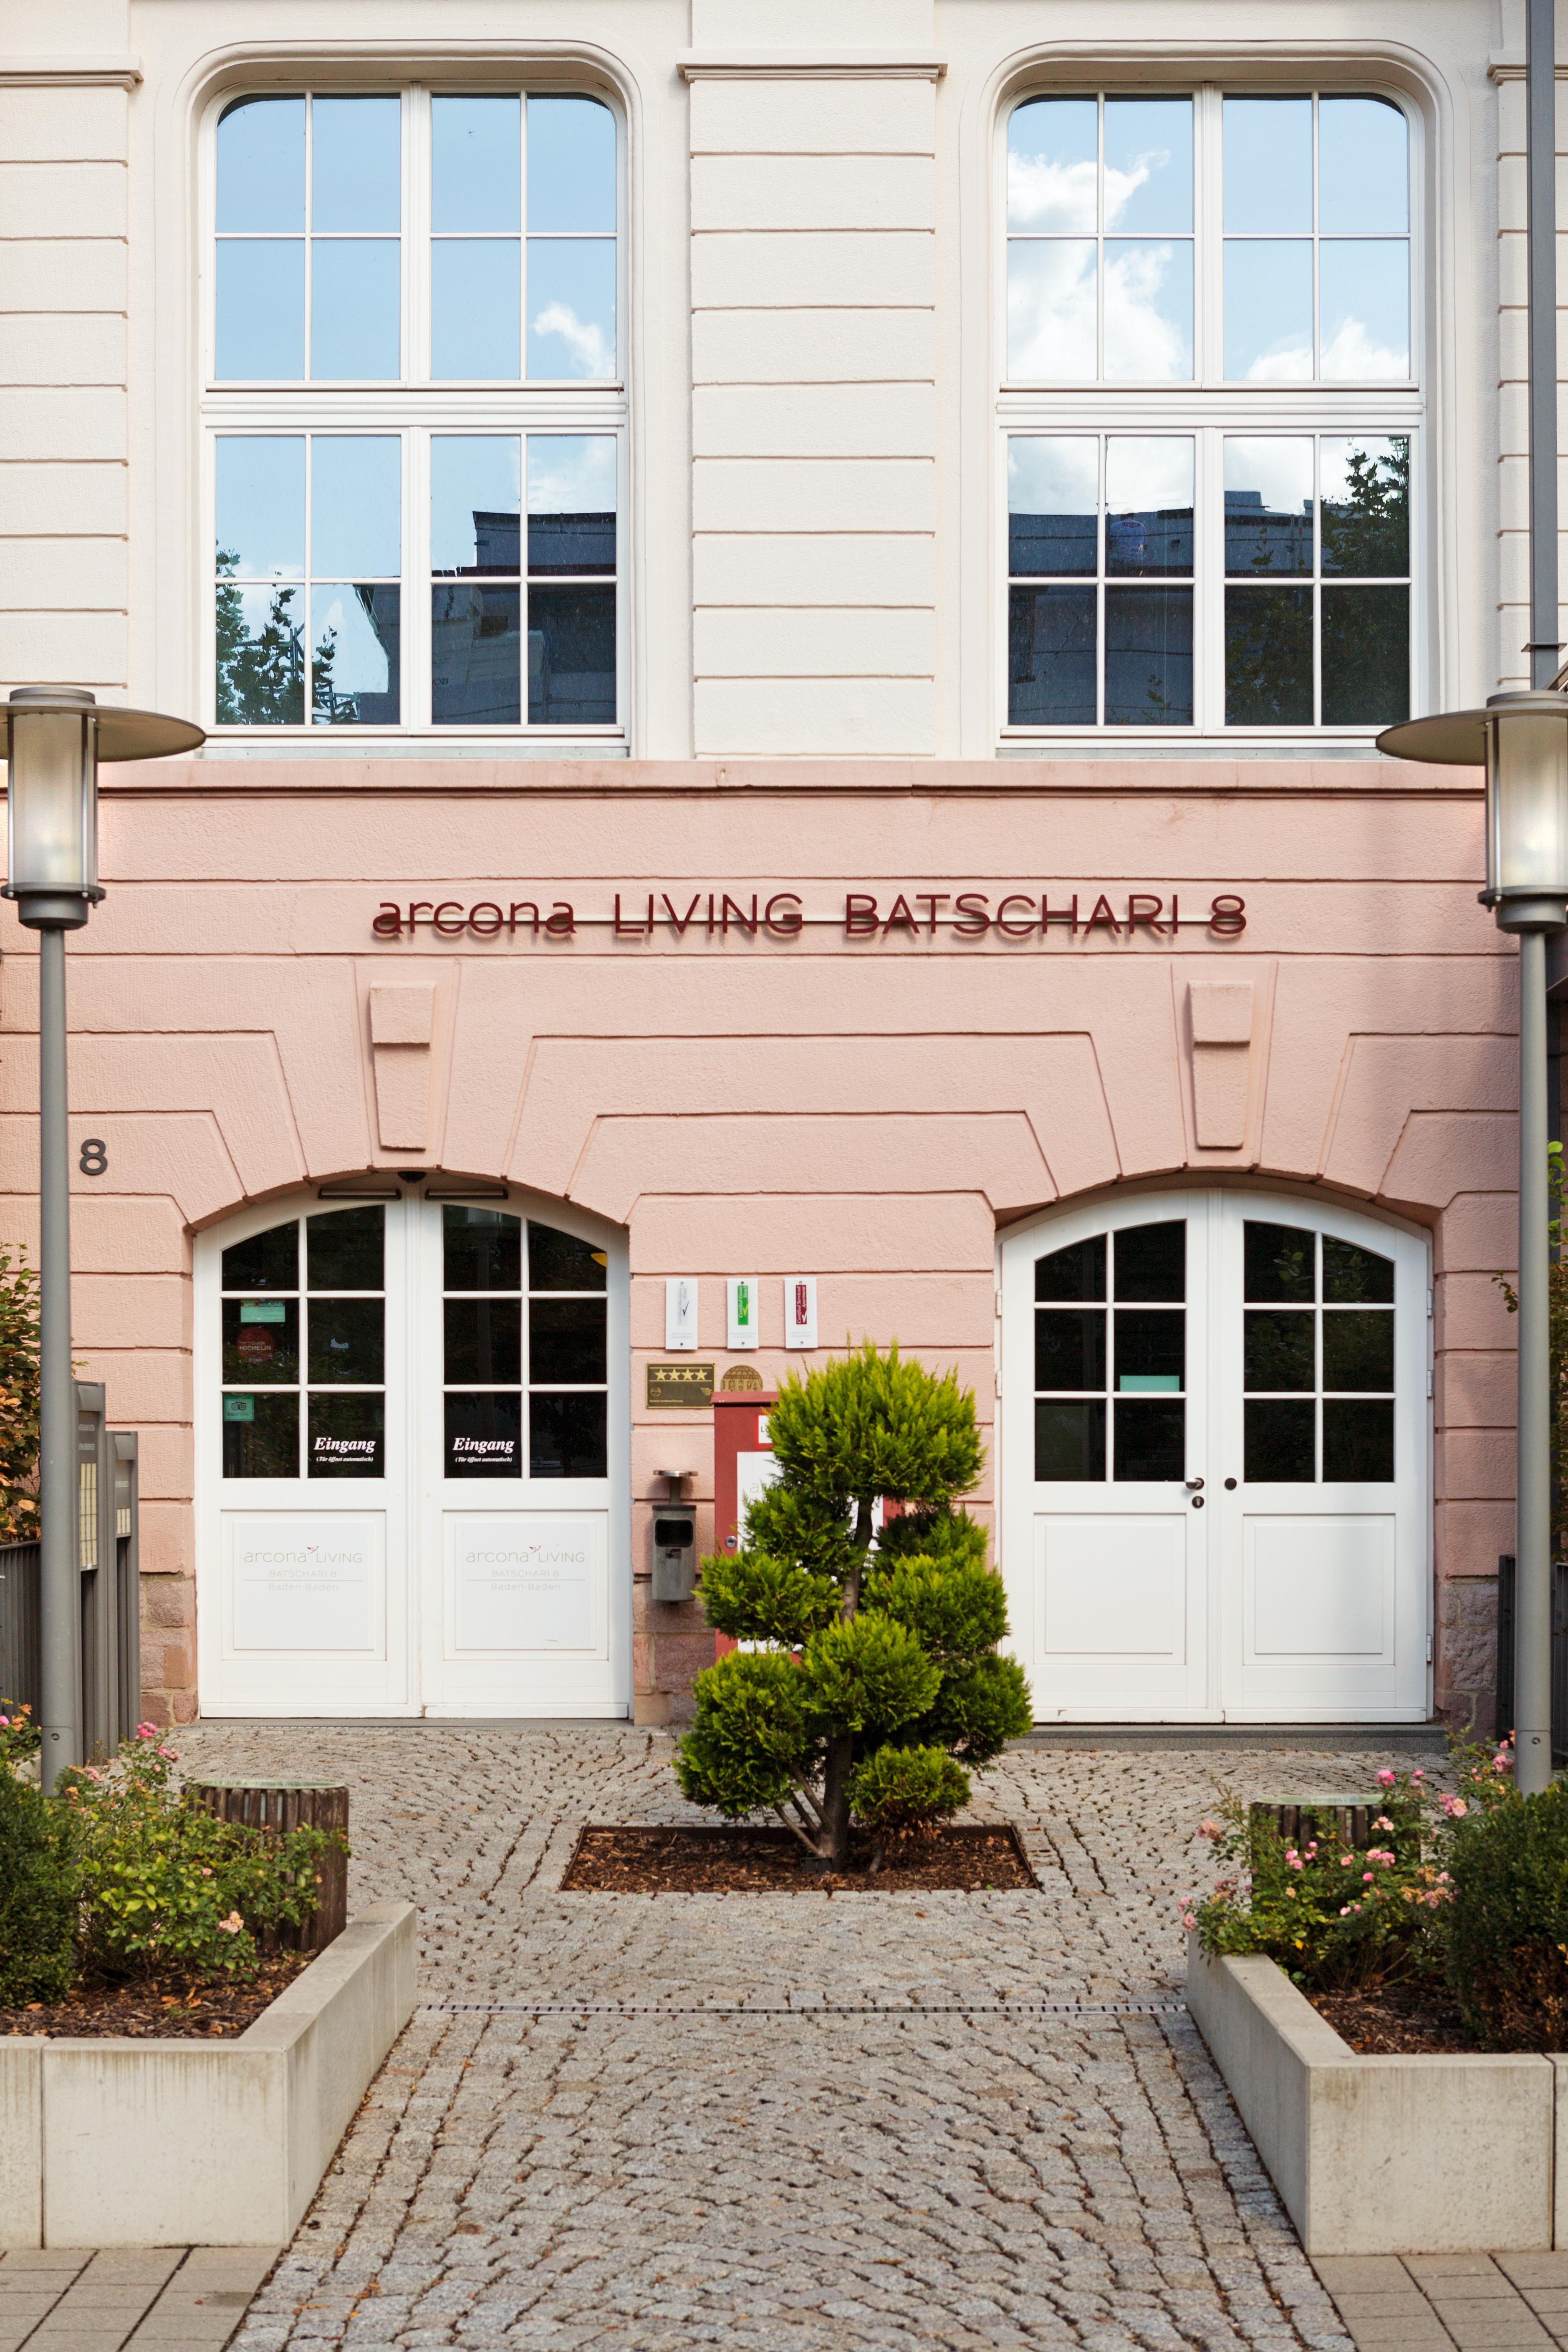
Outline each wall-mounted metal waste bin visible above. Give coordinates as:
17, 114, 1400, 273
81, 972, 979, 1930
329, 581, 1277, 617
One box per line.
0, 1385, 139, 1756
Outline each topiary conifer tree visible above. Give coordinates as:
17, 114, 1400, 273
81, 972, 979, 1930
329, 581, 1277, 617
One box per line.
675, 1340, 1031, 1871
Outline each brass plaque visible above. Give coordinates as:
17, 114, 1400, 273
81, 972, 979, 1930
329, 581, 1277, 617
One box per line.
720, 1364, 765, 1393
646, 1361, 715, 1409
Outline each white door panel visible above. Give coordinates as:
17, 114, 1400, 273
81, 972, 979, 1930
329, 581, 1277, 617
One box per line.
1002, 1188, 1430, 1724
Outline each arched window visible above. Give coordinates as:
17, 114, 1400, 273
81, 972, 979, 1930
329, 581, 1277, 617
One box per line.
197, 1189, 629, 1718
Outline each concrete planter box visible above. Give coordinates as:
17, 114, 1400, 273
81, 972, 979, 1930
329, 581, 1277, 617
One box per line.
0, 1900, 416, 2249
1186, 1936, 1568, 2254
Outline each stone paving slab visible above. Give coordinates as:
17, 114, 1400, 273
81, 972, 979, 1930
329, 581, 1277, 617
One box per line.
0, 2255, 277, 2352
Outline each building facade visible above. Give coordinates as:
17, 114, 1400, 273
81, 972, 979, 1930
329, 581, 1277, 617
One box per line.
0, 0, 1542, 1731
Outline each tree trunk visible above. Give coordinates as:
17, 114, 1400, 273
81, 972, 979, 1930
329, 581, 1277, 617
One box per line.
818, 1734, 853, 1869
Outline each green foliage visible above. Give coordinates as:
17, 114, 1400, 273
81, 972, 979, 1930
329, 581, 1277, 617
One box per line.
767, 1341, 984, 1512
64, 1728, 340, 1981
0, 1697, 41, 1766
800, 1614, 940, 1739
849, 1744, 970, 1834
215, 555, 304, 727
673, 1650, 818, 1818
1444, 1773, 1568, 2049
0, 1746, 77, 2004
1497, 1139, 1568, 1552
697, 1547, 839, 1648
676, 1342, 1018, 1868
0, 1251, 41, 1542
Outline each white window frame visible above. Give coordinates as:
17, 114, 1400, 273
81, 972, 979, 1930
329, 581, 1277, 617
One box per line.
199, 82, 629, 748
995, 81, 1425, 750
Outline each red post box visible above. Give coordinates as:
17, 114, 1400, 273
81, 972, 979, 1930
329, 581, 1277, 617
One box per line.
710, 1391, 778, 1660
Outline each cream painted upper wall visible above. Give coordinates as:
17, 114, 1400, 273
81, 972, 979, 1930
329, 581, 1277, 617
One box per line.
0, 0, 1509, 751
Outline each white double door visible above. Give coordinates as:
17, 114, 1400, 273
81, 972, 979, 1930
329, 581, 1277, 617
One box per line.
999, 1189, 1430, 1722
196, 1189, 630, 1719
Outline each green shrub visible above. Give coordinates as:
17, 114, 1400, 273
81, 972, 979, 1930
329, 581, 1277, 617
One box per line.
0, 1740, 77, 2004
1444, 1778, 1568, 2049
675, 1342, 1030, 1869
65, 1727, 341, 1981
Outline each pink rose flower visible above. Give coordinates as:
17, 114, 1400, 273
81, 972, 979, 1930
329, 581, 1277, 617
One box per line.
1376, 1769, 1396, 1787
1340, 1854, 1355, 1867
218, 1912, 243, 1934
1199, 1819, 1223, 1841
136, 1721, 158, 1740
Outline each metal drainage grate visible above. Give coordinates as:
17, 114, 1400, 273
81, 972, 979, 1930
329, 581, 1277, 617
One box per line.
418, 1997, 1186, 2019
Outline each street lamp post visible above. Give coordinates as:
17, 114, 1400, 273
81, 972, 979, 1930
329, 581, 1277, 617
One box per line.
1379, 692, 1568, 1793
0, 687, 202, 1790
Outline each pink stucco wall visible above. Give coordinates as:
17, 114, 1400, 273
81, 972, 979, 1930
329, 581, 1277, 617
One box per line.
0, 755, 1515, 1729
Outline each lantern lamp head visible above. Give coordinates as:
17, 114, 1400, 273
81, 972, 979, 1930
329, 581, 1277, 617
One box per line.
1379, 690, 1568, 933
1, 687, 204, 931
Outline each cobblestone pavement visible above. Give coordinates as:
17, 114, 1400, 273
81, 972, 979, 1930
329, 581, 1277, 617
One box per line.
169, 1724, 1453, 2352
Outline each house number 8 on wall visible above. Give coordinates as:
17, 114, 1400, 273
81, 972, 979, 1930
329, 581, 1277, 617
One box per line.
78, 1140, 107, 1176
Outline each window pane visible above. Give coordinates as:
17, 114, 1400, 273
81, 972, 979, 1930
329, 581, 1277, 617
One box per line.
1322, 439, 1409, 576
527, 96, 616, 234
1106, 438, 1193, 577
1114, 1398, 1184, 1480
311, 239, 399, 379
216, 583, 305, 726
311, 97, 400, 232
1225, 586, 1312, 725
1007, 240, 1096, 380
1245, 1223, 1316, 1303
1035, 1309, 1106, 1390
528, 1222, 608, 1289
444, 1206, 522, 1291
1323, 1237, 1394, 1305
1008, 438, 1097, 577
1319, 98, 1408, 235
432, 585, 521, 724
527, 239, 616, 379
1104, 97, 1192, 233
528, 437, 617, 575
531, 1392, 607, 1478
1245, 1399, 1315, 1481
309, 1392, 384, 1479
530, 1297, 607, 1383
1104, 240, 1192, 381
1035, 1398, 1105, 1480
1321, 587, 1408, 726
223, 1297, 299, 1383
1244, 1310, 1315, 1391
446, 1391, 523, 1479
1323, 1399, 1394, 1481
308, 1298, 385, 1385
313, 437, 400, 578
1009, 586, 1095, 724
217, 97, 304, 232
433, 240, 522, 379
1007, 96, 1097, 232
1115, 1310, 1183, 1388
432, 437, 521, 575
216, 242, 304, 380
216, 438, 304, 580
1224, 439, 1313, 575
444, 1297, 522, 1385
1323, 1310, 1394, 1392
1114, 1222, 1184, 1301
307, 1206, 383, 1290
1105, 587, 1192, 725
1223, 240, 1312, 381
528, 585, 615, 723
1035, 1236, 1106, 1300
222, 1221, 298, 1291
433, 96, 521, 232
1321, 241, 1409, 379
311, 586, 400, 726
1223, 97, 1311, 232
222, 1392, 298, 1478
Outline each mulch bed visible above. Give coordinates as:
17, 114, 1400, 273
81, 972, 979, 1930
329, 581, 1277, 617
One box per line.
0, 1952, 310, 2039
561, 1823, 1038, 1893
1307, 1980, 1477, 2054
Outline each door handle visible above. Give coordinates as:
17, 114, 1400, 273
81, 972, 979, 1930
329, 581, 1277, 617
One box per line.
1184, 1476, 1204, 1491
